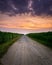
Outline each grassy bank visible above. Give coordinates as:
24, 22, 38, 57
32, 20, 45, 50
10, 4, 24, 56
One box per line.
0, 31, 23, 58
27, 32, 52, 48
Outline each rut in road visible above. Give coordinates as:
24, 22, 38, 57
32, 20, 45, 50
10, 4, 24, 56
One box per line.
1, 36, 52, 65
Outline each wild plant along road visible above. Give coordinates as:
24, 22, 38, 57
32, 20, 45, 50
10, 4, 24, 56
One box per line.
1, 36, 52, 65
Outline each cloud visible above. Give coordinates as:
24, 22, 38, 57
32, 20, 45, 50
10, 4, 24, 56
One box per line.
0, 0, 52, 16
32, 0, 52, 15
0, 14, 52, 29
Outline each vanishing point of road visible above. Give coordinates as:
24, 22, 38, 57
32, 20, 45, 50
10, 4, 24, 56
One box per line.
1, 36, 52, 65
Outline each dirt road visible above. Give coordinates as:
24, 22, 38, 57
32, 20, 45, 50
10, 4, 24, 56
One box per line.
1, 36, 52, 65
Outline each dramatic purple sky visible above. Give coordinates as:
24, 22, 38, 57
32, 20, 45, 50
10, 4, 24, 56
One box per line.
0, 0, 52, 34
0, 0, 52, 15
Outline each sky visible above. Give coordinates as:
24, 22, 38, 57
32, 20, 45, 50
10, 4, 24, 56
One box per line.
0, 0, 52, 33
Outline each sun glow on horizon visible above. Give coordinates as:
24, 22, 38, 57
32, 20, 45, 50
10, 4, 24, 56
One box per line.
0, 13, 52, 30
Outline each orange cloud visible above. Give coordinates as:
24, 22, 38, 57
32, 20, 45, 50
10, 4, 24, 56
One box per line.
0, 14, 52, 30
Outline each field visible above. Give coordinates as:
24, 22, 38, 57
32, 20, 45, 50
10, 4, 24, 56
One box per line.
27, 32, 52, 48
0, 31, 22, 58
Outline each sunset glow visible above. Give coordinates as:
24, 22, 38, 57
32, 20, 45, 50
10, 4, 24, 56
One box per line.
0, 13, 52, 30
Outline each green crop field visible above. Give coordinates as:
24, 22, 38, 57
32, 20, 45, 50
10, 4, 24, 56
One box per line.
0, 31, 22, 58
27, 32, 52, 48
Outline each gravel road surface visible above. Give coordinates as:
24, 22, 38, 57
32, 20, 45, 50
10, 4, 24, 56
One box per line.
1, 36, 52, 65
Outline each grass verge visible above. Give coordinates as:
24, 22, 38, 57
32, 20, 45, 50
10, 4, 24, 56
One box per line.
27, 32, 52, 48
0, 31, 23, 58
0, 37, 20, 58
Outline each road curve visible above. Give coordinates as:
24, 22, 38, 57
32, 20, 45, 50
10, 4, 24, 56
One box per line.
1, 35, 52, 65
